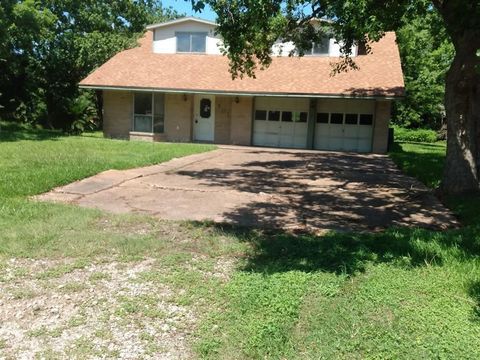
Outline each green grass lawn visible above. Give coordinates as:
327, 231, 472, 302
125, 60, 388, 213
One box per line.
1, 123, 480, 358
389, 141, 446, 189
0, 121, 215, 198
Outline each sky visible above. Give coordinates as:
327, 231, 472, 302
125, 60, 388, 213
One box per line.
161, 0, 217, 21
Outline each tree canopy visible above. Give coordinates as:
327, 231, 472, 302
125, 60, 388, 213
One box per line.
393, 10, 454, 130
0, 0, 179, 130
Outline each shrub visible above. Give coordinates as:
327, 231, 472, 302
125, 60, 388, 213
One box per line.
392, 126, 438, 143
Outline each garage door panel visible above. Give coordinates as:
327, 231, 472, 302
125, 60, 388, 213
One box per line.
329, 137, 344, 150
294, 123, 308, 137
314, 123, 330, 150
314, 114, 373, 152
343, 137, 359, 151
329, 125, 343, 138
344, 125, 358, 138
358, 126, 372, 137
267, 121, 280, 134
253, 98, 308, 149
254, 120, 267, 132
358, 139, 372, 152
280, 122, 294, 135
279, 135, 294, 147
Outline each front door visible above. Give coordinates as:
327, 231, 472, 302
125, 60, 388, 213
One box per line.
194, 95, 215, 142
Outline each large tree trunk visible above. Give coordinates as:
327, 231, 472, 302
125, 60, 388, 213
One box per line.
441, 32, 480, 194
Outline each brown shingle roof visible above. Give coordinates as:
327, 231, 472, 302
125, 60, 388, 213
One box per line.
80, 31, 404, 98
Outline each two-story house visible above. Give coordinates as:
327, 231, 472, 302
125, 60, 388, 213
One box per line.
80, 17, 404, 153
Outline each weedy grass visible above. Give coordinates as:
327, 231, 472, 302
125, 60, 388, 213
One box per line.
1, 124, 479, 358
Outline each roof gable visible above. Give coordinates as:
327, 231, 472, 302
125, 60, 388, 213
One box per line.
146, 16, 217, 30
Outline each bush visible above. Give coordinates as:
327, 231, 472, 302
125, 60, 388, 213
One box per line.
392, 126, 438, 143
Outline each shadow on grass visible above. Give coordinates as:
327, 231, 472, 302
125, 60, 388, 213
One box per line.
193, 222, 479, 275
389, 142, 445, 189
468, 280, 480, 319
446, 193, 480, 226
0, 122, 63, 142
190, 221, 480, 316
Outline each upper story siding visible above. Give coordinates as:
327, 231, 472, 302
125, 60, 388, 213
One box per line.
148, 17, 357, 57
151, 19, 222, 54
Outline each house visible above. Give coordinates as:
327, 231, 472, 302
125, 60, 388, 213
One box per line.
79, 17, 404, 153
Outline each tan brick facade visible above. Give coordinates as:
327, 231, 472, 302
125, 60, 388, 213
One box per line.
164, 94, 193, 142
103, 90, 132, 139
129, 132, 167, 142
230, 97, 253, 145
214, 96, 232, 144
372, 100, 392, 153
102, 90, 390, 153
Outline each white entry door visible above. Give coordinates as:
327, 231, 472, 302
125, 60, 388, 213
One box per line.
194, 95, 215, 141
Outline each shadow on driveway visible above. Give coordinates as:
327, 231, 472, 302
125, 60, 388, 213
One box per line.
37, 147, 458, 232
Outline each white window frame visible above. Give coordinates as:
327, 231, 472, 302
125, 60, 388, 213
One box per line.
308, 36, 331, 56
255, 109, 308, 123
132, 93, 165, 134
175, 32, 207, 53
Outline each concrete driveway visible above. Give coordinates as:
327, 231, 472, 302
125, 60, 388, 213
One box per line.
37, 146, 457, 232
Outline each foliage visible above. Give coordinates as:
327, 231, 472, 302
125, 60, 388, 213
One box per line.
69, 92, 98, 134
392, 11, 454, 129
0, 1, 180, 130
392, 125, 438, 143
191, 0, 429, 78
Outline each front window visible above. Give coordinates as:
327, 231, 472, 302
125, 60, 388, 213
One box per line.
133, 93, 165, 133
310, 35, 330, 56
176, 32, 207, 53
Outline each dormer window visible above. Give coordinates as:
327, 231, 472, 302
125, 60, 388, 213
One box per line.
309, 35, 330, 56
176, 32, 207, 53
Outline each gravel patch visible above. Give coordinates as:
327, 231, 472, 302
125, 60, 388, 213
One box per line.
0, 258, 196, 359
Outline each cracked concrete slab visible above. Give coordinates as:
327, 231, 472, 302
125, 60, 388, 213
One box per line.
36, 146, 459, 232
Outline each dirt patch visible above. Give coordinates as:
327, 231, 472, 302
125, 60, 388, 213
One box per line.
0, 258, 197, 359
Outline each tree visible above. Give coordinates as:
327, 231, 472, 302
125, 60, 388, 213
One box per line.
190, 0, 480, 195
34, 0, 179, 130
0, 1, 179, 130
0, 0, 56, 119
394, 11, 454, 130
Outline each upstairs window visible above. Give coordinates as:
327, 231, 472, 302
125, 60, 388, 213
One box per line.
310, 35, 330, 56
176, 32, 207, 53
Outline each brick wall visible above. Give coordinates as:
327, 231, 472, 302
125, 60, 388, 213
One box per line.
103, 90, 132, 139
164, 94, 193, 142
215, 96, 232, 144
372, 100, 392, 153
230, 97, 253, 145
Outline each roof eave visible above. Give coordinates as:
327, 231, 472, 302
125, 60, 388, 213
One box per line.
79, 84, 404, 100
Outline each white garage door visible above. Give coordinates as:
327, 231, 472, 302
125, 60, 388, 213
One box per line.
314, 112, 374, 152
253, 98, 309, 149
